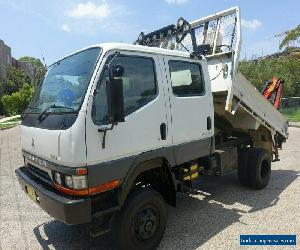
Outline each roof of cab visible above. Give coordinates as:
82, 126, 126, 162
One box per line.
99, 43, 190, 58
67, 43, 190, 58
54, 42, 191, 65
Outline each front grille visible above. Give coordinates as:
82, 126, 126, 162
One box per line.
27, 164, 52, 185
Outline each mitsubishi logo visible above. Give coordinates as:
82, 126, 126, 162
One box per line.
31, 138, 35, 148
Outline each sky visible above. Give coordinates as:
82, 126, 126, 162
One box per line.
0, 0, 299, 64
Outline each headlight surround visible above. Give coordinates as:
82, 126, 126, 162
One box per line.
53, 171, 88, 190
52, 168, 120, 197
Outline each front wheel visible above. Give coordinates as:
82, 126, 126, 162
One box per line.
113, 187, 167, 250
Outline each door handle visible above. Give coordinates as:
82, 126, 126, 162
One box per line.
160, 123, 167, 140
207, 116, 212, 130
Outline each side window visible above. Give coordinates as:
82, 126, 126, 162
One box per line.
92, 70, 109, 124
92, 55, 157, 125
168, 61, 204, 96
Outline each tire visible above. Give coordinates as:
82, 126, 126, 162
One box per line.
238, 148, 251, 187
247, 148, 271, 189
112, 187, 167, 250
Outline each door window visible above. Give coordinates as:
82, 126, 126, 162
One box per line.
92, 55, 157, 125
168, 61, 204, 97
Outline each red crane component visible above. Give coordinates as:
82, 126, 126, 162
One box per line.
261, 77, 283, 109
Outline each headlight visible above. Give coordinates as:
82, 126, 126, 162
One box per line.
53, 171, 88, 190
65, 175, 87, 189
72, 176, 88, 189
65, 176, 73, 188
54, 172, 62, 185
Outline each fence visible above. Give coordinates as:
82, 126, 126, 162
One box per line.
280, 97, 300, 122
281, 97, 300, 108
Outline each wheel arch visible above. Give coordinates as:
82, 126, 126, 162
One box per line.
118, 153, 177, 207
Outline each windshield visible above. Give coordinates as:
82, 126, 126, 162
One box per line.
27, 47, 101, 113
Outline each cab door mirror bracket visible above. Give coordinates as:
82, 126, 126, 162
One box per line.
98, 125, 114, 149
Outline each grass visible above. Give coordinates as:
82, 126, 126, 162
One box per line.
6, 117, 21, 123
280, 107, 300, 122
0, 123, 17, 129
0, 116, 21, 130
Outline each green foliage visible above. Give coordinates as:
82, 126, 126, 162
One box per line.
1, 84, 35, 115
0, 117, 21, 129
0, 66, 31, 96
19, 56, 46, 86
0, 56, 46, 115
280, 25, 300, 49
0, 123, 17, 129
239, 57, 300, 97
280, 107, 300, 122
19, 56, 44, 68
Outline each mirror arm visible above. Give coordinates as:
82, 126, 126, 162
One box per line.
98, 123, 115, 149
105, 51, 120, 71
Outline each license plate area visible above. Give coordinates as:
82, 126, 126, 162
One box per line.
25, 185, 39, 203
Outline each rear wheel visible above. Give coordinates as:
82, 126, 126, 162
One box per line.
248, 148, 271, 189
238, 148, 271, 189
113, 187, 167, 250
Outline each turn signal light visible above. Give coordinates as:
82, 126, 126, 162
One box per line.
54, 183, 89, 196
76, 168, 88, 175
54, 179, 121, 196
89, 179, 121, 195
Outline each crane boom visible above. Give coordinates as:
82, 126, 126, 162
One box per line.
261, 77, 284, 109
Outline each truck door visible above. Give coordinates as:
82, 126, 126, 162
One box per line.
85, 51, 172, 178
163, 56, 214, 164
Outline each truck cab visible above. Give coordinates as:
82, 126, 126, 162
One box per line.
16, 43, 215, 248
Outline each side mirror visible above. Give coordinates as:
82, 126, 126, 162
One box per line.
106, 64, 125, 124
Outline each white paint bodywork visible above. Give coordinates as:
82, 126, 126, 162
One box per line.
163, 55, 213, 145
21, 111, 87, 167
85, 47, 214, 165
85, 50, 173, 164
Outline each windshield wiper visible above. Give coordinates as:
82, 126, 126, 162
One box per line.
38, 104, 74, 121
21, 106, 41, 120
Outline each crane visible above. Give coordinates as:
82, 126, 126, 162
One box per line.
261, 77, 283, 109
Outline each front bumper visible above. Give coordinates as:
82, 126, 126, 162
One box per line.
16, 167, 92, 225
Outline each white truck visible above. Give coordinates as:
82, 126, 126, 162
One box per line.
16, 7, 288, 250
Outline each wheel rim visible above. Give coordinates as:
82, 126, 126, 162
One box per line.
260, 159, 270, 179
131, 205, 159, 242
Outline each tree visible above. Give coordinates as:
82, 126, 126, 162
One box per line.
0, 56, 46, 115
279, 25, 300, 49
18, 56, 46, 86
1, 84, 34, 115
239, 57, 300, 97
0, 66, 31, 96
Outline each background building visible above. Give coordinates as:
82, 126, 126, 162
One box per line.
0, 39, 36, 82
0, 39, 12, 82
